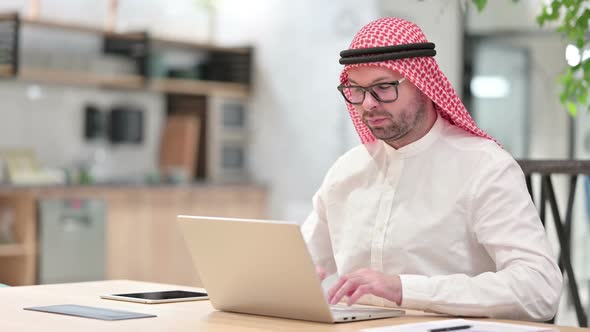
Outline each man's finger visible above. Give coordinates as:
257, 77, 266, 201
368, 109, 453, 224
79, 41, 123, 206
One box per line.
327, 275, 348, 300
347, 284, 370, 306
329, 278, 357, 305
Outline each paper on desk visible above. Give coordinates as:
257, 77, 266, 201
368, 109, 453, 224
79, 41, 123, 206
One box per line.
361, 318, 557, 332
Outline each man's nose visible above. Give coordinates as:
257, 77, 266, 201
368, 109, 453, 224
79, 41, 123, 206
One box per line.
362, 91, 380, 110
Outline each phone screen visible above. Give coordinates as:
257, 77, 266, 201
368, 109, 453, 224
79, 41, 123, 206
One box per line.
112, 290, 207, 300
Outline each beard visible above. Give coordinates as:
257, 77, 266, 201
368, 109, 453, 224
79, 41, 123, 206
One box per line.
363, 92, 429, 142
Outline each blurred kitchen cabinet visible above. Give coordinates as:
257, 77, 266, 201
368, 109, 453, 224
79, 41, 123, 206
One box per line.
206, 95, 250, 182
37, 198, 106, 284
0, 193, 36, 286
165, 94, 252, 182
105, 186, 266, 287
0, 185, 266, 287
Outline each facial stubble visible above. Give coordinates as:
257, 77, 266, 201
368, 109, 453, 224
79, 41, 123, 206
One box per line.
364, 92, 429, 142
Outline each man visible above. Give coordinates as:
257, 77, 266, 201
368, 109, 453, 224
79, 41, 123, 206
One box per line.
301, 17, 562, 321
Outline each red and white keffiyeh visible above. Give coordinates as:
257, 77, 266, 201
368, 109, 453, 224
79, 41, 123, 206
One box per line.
340, 17, 495, 144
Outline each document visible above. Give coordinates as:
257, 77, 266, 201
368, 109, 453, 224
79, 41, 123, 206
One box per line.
361, 318, 557, 332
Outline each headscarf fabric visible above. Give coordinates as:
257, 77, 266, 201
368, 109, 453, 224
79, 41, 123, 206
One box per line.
340, 17, 495, 144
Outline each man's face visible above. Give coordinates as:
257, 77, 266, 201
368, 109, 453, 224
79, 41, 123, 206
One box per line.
346, 66, 430, 144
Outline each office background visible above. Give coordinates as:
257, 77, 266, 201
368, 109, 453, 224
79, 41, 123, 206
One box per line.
0, 0, 587, 327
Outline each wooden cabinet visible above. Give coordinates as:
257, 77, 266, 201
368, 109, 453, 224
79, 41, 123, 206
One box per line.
0, 185, 266, 287
103, 186, 267, 287
0, 192, 36, 286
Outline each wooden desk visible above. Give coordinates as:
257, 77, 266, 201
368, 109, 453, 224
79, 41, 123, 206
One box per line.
0, 280, 582, 331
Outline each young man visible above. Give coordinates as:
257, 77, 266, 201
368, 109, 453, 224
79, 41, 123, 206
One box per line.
301, 17, 562, 321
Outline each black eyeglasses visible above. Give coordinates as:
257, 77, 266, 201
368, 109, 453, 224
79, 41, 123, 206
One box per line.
337, 78, 406, 105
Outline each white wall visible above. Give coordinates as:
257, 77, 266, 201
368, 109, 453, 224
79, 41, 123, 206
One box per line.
0, 0, 211, 41
0, 81, 165, 181
466, 0, 558, 33
378, 0, 464, 95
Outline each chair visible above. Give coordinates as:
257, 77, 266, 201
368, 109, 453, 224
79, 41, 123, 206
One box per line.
517, 159, 589, 327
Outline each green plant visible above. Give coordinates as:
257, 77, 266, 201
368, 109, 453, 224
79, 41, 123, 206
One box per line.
194, 0, 217, 11
472, 0, 590, 115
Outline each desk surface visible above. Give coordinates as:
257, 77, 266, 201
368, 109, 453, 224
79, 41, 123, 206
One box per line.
0, 280, 582, 331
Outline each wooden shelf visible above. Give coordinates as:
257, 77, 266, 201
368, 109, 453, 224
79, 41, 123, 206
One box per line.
151, 37, 250, 55
0, 13, 143, 40
19, 67, 145, 89
1, 66, 248, 96
0, 13, 246, 49
0, 243, 27, 256
0, 13, 251, 96
151, 78, 249, 97
23, 17, 113, 35
0, 64, 13, 77
0, 13, 18, 21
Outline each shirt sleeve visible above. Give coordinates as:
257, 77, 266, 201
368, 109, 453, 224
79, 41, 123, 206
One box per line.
301, 188, 337, 276
399, 157, 563, 321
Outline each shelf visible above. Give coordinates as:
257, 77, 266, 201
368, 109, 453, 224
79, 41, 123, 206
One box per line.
151, 37, 250, 55
0, 13, 247, 49
23, 17, 125, 37
0, 243, 27, 256
0, 12, 252, 97
0, 13, 144, 40
18, 68, 145, 89
1, 66, 248, 96
0, 64, 13, 77
151, 78, 249, 98
0, 13, 17, 21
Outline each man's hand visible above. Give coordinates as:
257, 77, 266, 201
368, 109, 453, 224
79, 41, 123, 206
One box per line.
327, 268, 402, 306
316, 265, 327, 281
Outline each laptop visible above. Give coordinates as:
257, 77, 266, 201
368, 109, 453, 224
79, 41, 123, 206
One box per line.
177, 215, 405, 323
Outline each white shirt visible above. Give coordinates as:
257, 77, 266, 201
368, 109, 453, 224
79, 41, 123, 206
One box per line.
301, 115, 562, 321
